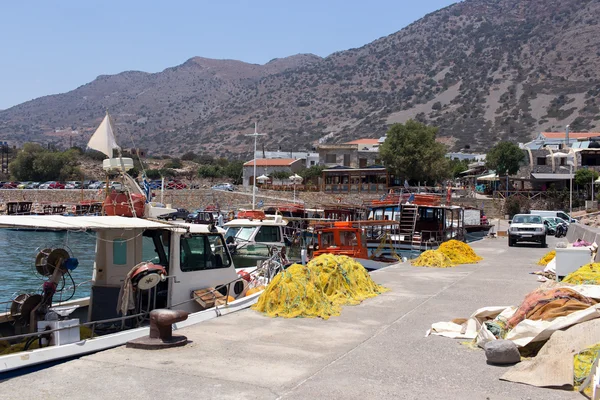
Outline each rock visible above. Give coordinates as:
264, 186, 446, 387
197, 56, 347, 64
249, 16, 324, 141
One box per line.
484, 340, 521, 365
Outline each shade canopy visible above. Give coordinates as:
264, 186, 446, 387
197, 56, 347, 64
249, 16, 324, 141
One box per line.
476, 173, 499, 182
256, 174, 270, 183
289, 174, 303, 183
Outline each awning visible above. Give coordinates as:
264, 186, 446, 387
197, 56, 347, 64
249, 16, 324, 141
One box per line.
0, 215, 177, 230
531, 173, 574, 180
476, 173, 499, 181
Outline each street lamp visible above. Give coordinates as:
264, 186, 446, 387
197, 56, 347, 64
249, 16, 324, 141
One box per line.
289, 173, 303, 203
246, 122, 265, 210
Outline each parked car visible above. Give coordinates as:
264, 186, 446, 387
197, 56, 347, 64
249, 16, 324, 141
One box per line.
542, 216, 569, 236
38, 181, 54, 189
530, 210, 577, 223
65, 181, 82, 189
158, 208, 189, 221
186, 210, 215, 224
2, 181, 19, 189
166, 180, 187, 190
48, 182, 65, 189
28, 182, 41, 189
16, 182, 31, 189
88, 181, 104, 189
211, 183, 234, 192
508, 214, 546, 247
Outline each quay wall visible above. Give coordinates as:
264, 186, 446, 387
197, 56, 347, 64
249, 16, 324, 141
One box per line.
0, 189, 503, 217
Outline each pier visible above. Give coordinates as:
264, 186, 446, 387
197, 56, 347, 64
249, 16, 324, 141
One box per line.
1, 236, 578, 399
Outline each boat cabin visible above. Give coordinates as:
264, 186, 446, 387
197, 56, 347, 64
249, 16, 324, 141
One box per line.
312, 221, 368, 259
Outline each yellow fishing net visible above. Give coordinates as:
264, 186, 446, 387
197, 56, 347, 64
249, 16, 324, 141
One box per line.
412, 249, 455, 268
563, 263, 600, 285
537, 250, 556, 266
252, 254, 388, 319
574, 343, 600, 395
438, 240, 483, 264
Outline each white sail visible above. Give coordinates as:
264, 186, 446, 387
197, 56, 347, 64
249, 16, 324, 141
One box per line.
87, 113, 120, 157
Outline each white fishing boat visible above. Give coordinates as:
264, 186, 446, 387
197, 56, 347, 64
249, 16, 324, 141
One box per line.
0, 113, 268, 373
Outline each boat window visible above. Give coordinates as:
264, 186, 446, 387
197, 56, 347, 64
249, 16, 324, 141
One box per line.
321, 232, 335, 248
224, 227, 240, 242
235, 227, 256, 242
340, 231, 358, 246
142, 230, 170, 267
113, 239, 127, 265
255, 226, 281, 242
180, 234, 229, 272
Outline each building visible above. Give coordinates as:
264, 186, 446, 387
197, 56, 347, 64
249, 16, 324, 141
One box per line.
317, 138, 381, 168
253, 150, 319, 168
523, 132, 600, 150
242, 158, 304, 187
129, 148, 147, 157
446, 152, 486, 162
322, 165, 388, 193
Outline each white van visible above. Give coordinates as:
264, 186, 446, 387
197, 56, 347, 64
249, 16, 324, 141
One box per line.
530, 210, 577, 223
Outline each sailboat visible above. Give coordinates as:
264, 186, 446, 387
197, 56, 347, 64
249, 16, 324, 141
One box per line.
0, 113, 267, 373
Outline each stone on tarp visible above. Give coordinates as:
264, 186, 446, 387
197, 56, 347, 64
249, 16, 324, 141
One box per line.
485, 340, 521, 365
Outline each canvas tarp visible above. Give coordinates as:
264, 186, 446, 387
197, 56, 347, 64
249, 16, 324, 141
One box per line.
500, 318, 600, 389
428, 285, 600, 348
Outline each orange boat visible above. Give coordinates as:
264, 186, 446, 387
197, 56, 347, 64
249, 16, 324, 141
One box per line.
312, 221, 368, 259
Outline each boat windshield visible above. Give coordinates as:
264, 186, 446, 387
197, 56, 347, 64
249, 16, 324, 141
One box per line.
236, 226, 256, 241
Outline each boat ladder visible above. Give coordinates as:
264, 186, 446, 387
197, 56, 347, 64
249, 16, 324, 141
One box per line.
399, 204, 418, 240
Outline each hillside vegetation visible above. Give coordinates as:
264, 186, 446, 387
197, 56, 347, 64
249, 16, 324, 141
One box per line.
1, 0, 599, 155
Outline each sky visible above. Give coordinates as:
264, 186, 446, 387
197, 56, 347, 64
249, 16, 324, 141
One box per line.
0, 0, 457, 110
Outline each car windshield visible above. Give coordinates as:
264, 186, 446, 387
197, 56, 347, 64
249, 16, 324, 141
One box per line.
513, 215, 542, 224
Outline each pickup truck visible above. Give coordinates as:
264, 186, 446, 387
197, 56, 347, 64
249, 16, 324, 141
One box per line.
508, 214, 546, 247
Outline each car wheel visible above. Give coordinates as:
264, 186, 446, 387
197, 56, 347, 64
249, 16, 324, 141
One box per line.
540, 238, 546, 248
172, 216, 177, 221
508, 237, 514, 247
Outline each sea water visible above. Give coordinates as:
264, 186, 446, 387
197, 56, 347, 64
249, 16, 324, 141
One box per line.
0, 230, 96, 307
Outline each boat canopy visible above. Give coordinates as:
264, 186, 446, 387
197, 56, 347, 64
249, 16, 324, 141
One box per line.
0, 215, 179, 230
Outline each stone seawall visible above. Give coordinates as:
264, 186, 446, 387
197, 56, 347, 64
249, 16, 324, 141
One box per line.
0, 189, 504, 217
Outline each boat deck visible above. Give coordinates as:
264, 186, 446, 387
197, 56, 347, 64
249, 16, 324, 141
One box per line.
1, 236, 579, 399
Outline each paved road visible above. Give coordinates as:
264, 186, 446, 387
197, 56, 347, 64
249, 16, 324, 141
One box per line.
1, 236, 580, 399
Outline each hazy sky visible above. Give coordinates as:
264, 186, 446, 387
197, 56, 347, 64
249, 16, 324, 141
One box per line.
0, 0, 457, 110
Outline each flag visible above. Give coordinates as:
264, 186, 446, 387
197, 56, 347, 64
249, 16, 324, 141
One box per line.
257, 200, 264, 208
404, 180, 410, 189
142, 177, 151, 203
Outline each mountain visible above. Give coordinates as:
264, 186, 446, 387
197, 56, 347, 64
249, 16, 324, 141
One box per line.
2, 0, 600, 156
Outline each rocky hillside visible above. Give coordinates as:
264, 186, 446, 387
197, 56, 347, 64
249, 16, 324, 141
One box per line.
2, 0, 600, 156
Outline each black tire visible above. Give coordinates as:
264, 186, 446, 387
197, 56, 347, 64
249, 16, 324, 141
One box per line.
172, 216, 177, 221
508, 237, 514, 247
540, 238, 546, 248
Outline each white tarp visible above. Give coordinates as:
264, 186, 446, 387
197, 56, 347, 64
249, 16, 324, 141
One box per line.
428, 285, 600, 348
87, 113, 120, 157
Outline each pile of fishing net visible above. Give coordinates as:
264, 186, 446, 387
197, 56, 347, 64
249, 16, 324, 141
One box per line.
412, 250, 455, 268
438, 240, 483, 264
252, 254, 388, 319
537, 250, 556, 266
574, 343, 600, 396
412, 240, 482, 268
563, 263, 600, 285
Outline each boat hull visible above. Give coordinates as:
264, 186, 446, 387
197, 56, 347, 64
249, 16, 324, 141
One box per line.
0, 292, 261, 373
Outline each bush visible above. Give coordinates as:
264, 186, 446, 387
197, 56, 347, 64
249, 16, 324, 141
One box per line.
504, 195, 531, 218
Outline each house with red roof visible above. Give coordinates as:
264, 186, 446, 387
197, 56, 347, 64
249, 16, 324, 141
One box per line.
242, 158, 304, 187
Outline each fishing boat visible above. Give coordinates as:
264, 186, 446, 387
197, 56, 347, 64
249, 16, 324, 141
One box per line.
223, 212, 293, 268
0, 113, 266, 373
364, 193, 465, 257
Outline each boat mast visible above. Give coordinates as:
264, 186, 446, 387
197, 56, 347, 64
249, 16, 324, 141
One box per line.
246, 122, 265, 210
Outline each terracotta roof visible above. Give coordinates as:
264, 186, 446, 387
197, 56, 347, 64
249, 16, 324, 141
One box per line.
541, 132, 600, 139
344, 138, 380, 145
243, 158, 298, 167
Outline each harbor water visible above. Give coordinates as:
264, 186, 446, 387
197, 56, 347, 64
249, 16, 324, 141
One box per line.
0, 230, 96, 307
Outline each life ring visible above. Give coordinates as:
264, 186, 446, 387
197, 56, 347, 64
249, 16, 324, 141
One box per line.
131, 263, 166, 290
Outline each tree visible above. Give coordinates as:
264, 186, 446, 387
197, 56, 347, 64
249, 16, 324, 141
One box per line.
197, 165, 222, 182
222, 160, 244, 185
379, 120, 449, 183
181, 151, 197, 161
575, 168, 599, 199
298, 165, 325, 184
448, 158, 470, 178
485, 141, 524, 176
9, 143, 81, 181
163, 158, 182, 169
271, 170, 289, 185
145, 169, 161, 180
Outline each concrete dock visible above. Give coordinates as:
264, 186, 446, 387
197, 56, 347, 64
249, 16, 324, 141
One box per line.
1, 237, 580, 399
